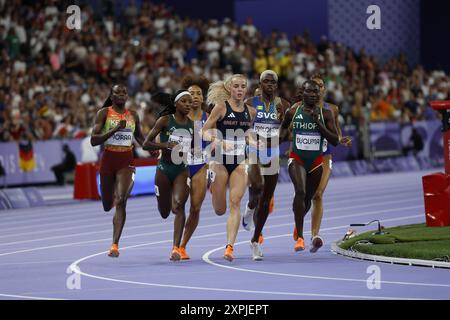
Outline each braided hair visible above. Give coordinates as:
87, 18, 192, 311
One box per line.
152, 89, 191, 119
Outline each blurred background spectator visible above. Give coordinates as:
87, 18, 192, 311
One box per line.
0, 0, 445, 147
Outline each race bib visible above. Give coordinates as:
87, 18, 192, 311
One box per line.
169, 134, 192, 153
188, 150, 207, 165
223, 139, 246, 156
296, 134, 321, 151
254, 123, 280, 138
106, 130, 133, 147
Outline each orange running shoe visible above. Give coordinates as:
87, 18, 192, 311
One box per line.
170, 246, 181, 261
268, 195, 274, 214
223, 245, 234, 262
293, 226, 298, 241
258, 233, 264, 244
179, 247, 190, 260
294, 237, 305, 252
108, 244, 119, 257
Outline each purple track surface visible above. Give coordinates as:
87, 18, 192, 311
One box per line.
0, 170, 449, 300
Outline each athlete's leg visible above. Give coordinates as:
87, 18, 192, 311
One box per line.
100, 174, 116, 212
311, 155, 331, 237
155, 169, 173, 219
251, 173, 278, 243
288, 161, 308, 240
243, 163, 263, 230
305, 166, 323, 216
171, 169, 190, 248
112, 167, 135, 245
247, 164, 263, 209
209, 162, 229, 216
181, 165, 208, 248
227, 163, 248, 246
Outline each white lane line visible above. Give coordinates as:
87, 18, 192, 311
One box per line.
0, 197, 423, 246
0, 293, 65, 300
202, 215, 450, 289
68, 221, 429, 300
0, 205, 422, 257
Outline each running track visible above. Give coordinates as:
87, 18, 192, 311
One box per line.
0, 170, 449, 300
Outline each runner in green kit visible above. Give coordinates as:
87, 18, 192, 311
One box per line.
280, 80, 338, 252
143, 90, 194, 261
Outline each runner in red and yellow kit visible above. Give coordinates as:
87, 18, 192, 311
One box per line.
91, 84, 146, 258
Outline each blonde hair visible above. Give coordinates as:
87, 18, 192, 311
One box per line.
207, 74, 247, 106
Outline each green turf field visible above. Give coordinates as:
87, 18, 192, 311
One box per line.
339, 223, 450, 261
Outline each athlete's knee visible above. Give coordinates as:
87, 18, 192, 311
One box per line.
213, 202, 227, 216
115, 195, 128, 208
103, 202, 113, 212
172, 199, 186, 214
229, 196, 243, 211
294, 187, 306, 199
190, 204, 201, 217
313, 189, 324, 202
160, 208, 171, 219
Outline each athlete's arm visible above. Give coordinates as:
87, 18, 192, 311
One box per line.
90, 108, 125, 146
201, 102, 226, 142
246, 103, 259, 148
142, 116, 173, 151
313, 108, 339, 146
279, 105, 296, 142
277, 98, 291, 123
330, 104, 352, 147
131, 110, 145, 146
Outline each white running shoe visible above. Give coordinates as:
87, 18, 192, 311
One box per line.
310, 235, 324, 253
242, 202, 255, 231
250, 241, 263, 261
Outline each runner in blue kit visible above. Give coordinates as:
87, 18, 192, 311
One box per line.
179, 75, 211, 260
241, 70, 290, 260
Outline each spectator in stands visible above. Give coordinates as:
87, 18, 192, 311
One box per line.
402, 128, 424, 156
51, 144, 76, 185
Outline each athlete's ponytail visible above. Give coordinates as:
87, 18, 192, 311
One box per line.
101, 88, 113, 109
207, 74, 247, 107
153, 90, 191, 118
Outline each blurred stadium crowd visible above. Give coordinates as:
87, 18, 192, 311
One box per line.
0, 0, 446, 143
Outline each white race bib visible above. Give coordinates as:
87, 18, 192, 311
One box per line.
188, 150, 207, 165
106, 130, 133, 147
169, 134, 192, 153
254, 123, 280, 138
223, 139, 246, 156
296, 134, 321, 151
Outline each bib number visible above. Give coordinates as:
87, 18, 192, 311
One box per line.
223, 140, 246, 156
188, 150, 207, 165
254, 123, 280, 138
169, 134, 192, 153
107, 130, 133, 147
295, 134, 321, 151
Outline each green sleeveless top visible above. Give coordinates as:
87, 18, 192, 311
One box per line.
160, 114, 194, 165
291, 105, 325, 160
